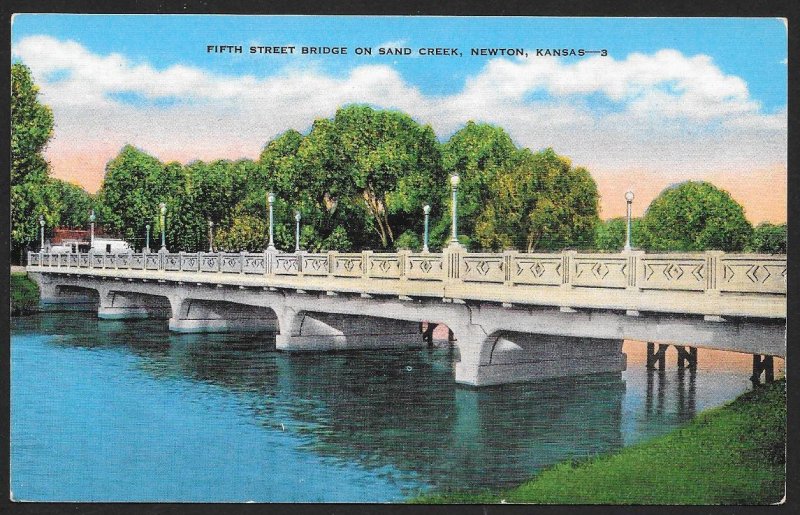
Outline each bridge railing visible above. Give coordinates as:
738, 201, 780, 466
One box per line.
27, 249, 787, 296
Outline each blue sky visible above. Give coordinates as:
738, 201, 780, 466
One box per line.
10, 15, 788, 221
12, 15, 787, 107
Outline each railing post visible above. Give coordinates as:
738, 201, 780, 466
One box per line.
398, 250, 410, 282
240, 250, 246, 274
705, 250, 724, 296
264, 248, 276, 277
561, 250, 577, 290
197, 251, 204, 272
217, 251, 222, 273
443, 243, 465, 288
362, 250, 373, 279
625, 249, 644, 291
328, 250, 338, 278
503, 249, 518, 287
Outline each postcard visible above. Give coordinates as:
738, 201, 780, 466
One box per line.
9, 14, 787, 503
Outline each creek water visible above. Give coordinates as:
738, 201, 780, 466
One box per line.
10, 312, 782, 502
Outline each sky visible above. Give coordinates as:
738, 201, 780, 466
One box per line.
11, 15, 788, 222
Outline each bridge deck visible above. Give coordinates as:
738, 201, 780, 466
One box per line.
27, 249, 786, 320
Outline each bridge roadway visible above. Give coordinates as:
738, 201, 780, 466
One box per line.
27, 247, 786, 386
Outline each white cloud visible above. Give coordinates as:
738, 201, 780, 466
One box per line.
12, 35, 786, 219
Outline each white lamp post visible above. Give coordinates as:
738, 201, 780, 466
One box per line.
267, 192, 276, 250
294, 211, 301, 252
159, 203, 167, 252
208, 220, 215, 252
39, 215, 45, 251
145, 224, 151, 253
450, 175, 460, 245
624, 190, 635, 251
89, 209, 96, 249
423, 204, 431, 252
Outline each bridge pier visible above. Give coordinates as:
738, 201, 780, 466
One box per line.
455, 331, 627, 387
751, 354, 775, 385
275, 311, 423, 351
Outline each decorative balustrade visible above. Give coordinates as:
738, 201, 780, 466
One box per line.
27, 249, 787, 297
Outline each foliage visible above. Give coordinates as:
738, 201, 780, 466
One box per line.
747, 223, 786, 254
435, 121, 517, 249
50, 179, 96, 229
295, 105, 444, 249
10, 62, 58, 257
394, 230, 422, 251
414, 379, 786, 504
11, 62, 53, 187
594, 217, 643, 251
214, 213, 267, 252
639, 181, 753, 252
11, 272, 40, 316
473, 148, 599, 251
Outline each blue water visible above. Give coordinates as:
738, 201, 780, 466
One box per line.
10, 312, 770, 502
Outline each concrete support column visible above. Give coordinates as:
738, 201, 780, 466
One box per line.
751, 354, 775, 385
455, 330, 627, 387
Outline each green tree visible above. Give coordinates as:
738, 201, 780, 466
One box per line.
640, 181, 753, 251
11, 62, 53, 187
51, 179, 95, 229
11, 62, 59, 259
97, 146, 190, 247
436, 122, 518, 249
295, 105, 444, 249
215, 212, 267, 252
473, 148, 600, 252
747, 222, 787, 254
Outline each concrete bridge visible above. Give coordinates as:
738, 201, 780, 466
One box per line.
27, 247, 786, 386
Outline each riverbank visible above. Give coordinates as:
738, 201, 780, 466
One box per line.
11, 271, 40, 316
415, 379, 786, 504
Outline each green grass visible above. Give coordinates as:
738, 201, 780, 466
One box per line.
414, 379, 786, 504
11, 271, 40, 315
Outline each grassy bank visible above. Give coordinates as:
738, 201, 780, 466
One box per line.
415, 379, 786, 504
11, 271, 40, 316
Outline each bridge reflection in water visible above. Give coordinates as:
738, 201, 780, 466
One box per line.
13, 312, 781, 495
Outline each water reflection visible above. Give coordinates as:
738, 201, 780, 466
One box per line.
11, 313, 780, 498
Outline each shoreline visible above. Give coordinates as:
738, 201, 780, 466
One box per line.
413, 379, 786, 504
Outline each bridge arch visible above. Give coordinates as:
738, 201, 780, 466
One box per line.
169, 297, 279, 333
275, 309, 423, 351
99, 289, 172, 320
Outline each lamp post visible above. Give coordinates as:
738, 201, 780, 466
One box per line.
423, 204, 431, 252
450, 175, 460, 245
294, 211, 301, 252
159, 203, 167, 252
208, 220, 214, 252
39, 215, 45, 251
624, 190, 635, 251
145, 224, 151, 253
267, 192, 276, 251
89, 209, 96, 249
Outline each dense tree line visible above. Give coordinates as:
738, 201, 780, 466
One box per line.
12, 60, 786, 257
92, 106, 602, 253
